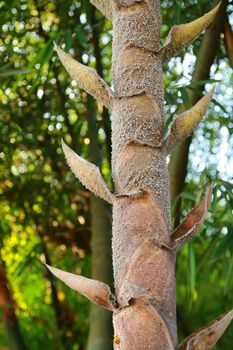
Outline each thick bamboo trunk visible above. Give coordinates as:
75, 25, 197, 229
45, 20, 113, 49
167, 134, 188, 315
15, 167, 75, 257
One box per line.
46, 1, 233, 349
111, 1, 176, 348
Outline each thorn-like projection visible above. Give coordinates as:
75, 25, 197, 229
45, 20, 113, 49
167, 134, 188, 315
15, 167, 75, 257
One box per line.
171, 188, 212, 250
46, 264, 117, 311
54, 44, 113, 110
62, 140, 115, 204
164, 88, 214, 153
90, 0, 113, 20
161, 3, 221, 63
179, 309, 233, 350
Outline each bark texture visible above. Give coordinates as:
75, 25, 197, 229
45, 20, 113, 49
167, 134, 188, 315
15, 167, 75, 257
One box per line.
47, 1, 233, 349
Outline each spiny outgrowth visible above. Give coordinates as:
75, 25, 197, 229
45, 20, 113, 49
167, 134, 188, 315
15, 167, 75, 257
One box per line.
163, 88, 214, 153
161, 3, 221, 63
90, 0, 113, 20
54, 43, 114, 110
171, 188, 212, 251
46, 265, 117, 311
179, 309, 233, 349
62, 140, 115, 204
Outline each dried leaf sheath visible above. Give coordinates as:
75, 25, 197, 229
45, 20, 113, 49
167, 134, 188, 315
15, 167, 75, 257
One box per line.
164, 88, 215, 153
161, 3, 221, 63
171, 188, 212, 250
62, 140, 115, 204
54, 44, 113, 109
46, 265, 117, 311
179, 309, 233, 350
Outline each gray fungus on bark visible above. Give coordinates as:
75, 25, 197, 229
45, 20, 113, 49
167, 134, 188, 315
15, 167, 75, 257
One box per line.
46, 1, 233, 349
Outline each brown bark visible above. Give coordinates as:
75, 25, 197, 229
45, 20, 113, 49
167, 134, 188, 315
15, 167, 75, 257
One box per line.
0, 264, 27, 350
169, 0, 227, 226
111, 3, 175, 347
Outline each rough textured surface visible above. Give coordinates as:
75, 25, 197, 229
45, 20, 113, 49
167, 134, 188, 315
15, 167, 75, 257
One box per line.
113, 4, 161, 53
46, 265, 117, 311
55, 44, 113, 109
171, 188, 212, 250
179, 310, 233, 350
113, 143, 170, 223
111, 1, 175, 348
112, 93, 163, 153
117, 240, 177, 344
62, 140, 115, 204
161, 3, 221, 63
112, 195, 170, 287
113, 48, 164, 108
164, 88, 214, 153
113, 300, 174, 350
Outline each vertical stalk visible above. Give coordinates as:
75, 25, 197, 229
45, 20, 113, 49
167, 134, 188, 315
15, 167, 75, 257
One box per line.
111, 1, 176, 348
83, 8, 114, 349
36, 224, 72, 350
86, 95, 113, 350
0, 261, 27, 350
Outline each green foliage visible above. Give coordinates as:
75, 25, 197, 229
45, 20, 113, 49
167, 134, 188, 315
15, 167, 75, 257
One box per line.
0, 0, 232, 349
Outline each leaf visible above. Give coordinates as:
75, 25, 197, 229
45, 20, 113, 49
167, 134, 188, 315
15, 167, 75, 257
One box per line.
171, 188, 212, 250
196, 233, 220, 274
54, 44, 113, 109
179, 309, 233, 349
0, 68, 32, 77
46, 264, 117, 311
188, 242, 196, 297
62, 140, 115, 204
212, 225, 233, 262
64, 29, 73, 52
162, 3, 221, 63
75, 26, 88, 49
164, 88, 214, 153
90, 0, 113, 20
